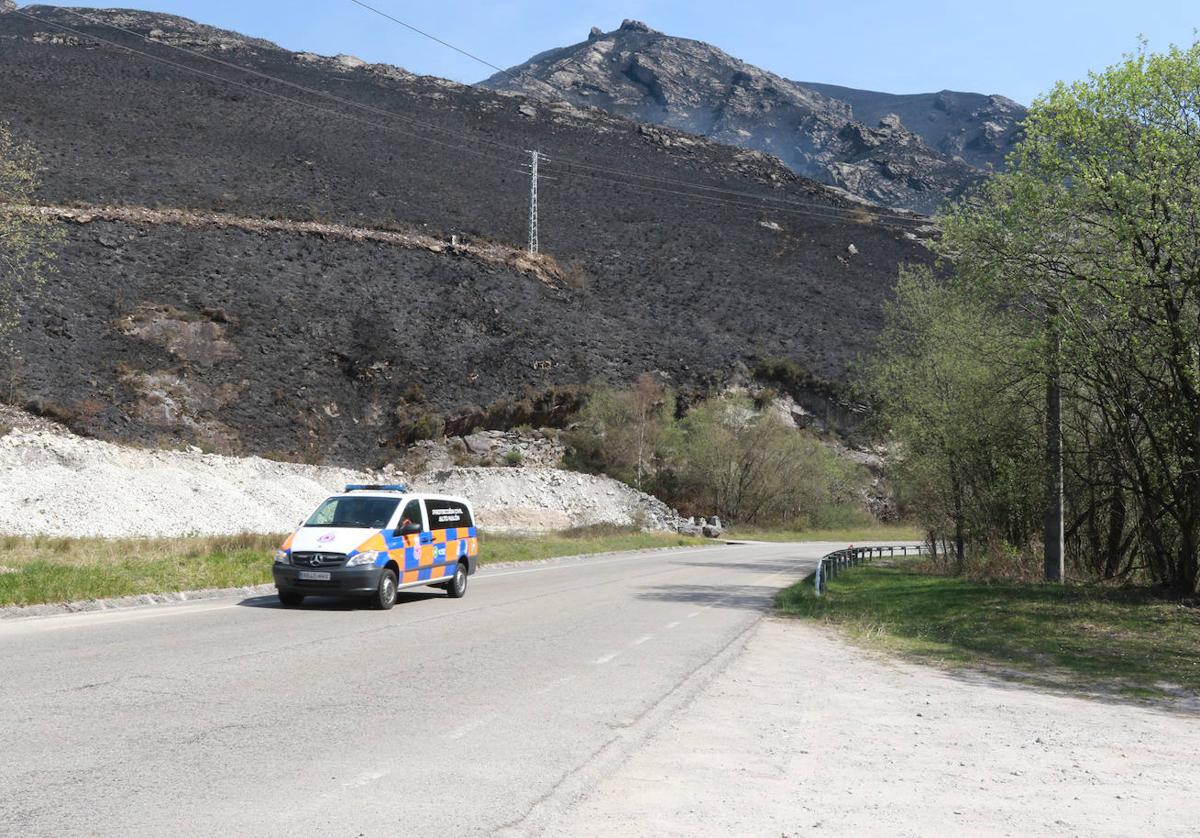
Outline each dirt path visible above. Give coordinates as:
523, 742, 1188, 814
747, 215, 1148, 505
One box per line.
549, 618, 1200, 837
4, 203, 565, 285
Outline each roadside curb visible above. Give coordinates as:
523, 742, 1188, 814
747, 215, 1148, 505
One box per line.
0, 541, 737, 621
0, 583, 277, 620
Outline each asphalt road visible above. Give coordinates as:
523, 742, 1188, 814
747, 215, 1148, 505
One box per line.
0, 540, 840, 837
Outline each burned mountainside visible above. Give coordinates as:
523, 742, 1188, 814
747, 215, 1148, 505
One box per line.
0, 5, 932, 464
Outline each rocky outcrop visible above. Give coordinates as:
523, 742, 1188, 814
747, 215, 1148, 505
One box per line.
482, 23, 1024, 214
0, 1, 17, 13
823, 115, 982, 210
799, 83, 1025, 173
397, 428, 567, 473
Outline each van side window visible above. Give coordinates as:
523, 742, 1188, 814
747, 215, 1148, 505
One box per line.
424, 500, 473, 530
398, 499, 424, 532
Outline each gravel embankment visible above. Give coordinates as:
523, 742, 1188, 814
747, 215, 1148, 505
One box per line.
0, 428, 683, 537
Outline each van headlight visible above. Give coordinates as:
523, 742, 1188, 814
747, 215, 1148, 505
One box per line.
346, 551, 380, 567
274, 549, 290, 565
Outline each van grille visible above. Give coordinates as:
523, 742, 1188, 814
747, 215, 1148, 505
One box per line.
291, 552, 347, 568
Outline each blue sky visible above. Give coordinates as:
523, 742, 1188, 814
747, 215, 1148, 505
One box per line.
52, 1, 1199, 104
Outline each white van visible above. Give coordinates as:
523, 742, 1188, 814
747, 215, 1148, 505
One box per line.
272, 484, 479, 609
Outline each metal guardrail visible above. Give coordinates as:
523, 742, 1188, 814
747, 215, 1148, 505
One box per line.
812, 544, 926, 596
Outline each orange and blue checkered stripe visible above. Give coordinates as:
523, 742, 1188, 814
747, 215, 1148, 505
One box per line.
350, 527, 478, 585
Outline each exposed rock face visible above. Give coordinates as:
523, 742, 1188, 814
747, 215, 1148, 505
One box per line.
823, 114, 981, 210
800, 83, 1025, 173
482, 23, 1025, 214
0, 1, 17, 13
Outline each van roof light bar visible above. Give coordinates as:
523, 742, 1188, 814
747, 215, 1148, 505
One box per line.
344, 483, 409, 493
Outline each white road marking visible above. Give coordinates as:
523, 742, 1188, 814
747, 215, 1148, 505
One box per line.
686, 611, 702, 619
534, 675, 577, 696
665, 620, 681, 629
630, 634, 654, 646
593, 651, 620, 665
343, 770, 388, 788
480, 545, 733, 579
448, 718, 489, 740
0, 600, 243, 635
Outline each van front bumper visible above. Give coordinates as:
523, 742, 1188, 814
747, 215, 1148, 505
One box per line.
273, 564, 384, 598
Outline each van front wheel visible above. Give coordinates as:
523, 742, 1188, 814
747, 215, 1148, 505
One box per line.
446, 562, 468, 599
371, 569, 398, 610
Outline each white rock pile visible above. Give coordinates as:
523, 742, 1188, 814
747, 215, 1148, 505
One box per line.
0, 427, 685, 537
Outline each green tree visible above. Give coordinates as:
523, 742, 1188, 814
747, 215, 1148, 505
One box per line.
0, 123, 60, 381
564, 374, 675, 491
940, 41, 1200, 592
860, 267, 1043, 571
672, 396, 862, 526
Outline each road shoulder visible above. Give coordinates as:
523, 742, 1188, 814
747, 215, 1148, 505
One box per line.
548, 617, 1200, 837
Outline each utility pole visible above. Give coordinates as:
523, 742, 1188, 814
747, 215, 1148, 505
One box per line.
524, 149, 547, 255
1044, 310, 1065, 582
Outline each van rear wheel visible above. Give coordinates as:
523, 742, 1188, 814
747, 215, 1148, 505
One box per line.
446, 562, 468, 599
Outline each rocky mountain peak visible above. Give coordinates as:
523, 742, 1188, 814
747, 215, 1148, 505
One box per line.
1, 1, 18, 13
618, 19, 659, 34
482, 23, 1025, 213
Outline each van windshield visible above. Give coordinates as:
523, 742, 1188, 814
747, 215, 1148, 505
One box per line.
304, 496, 399, 529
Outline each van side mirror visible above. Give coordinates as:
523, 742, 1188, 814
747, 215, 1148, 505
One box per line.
398, 522, 422, 536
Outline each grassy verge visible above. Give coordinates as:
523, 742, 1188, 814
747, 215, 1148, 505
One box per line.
0, 528, 709, 607
0, 534, 281, 607
726, 524, 921, 544
777, 561, 1200, 700
480, 525, 707, 565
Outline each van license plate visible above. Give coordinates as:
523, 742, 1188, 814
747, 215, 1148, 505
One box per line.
298, 571, 331, 581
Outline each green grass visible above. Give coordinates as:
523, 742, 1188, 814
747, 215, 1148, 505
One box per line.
480, 525, 708, 565
0, 528, 708, 607
777, 561, 1200, 700
0, 533, 281, 607
726, 524, 922, 544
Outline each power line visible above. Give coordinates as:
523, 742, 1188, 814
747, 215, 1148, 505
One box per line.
340, 1, 929, 226
44, 6, 521, 163
16, 9, 929, 229
343, 0, 567, 102
345, 0, 521, 85
47, 5, 927, 226
545, 161, 880, 223
15, 11, 516, 166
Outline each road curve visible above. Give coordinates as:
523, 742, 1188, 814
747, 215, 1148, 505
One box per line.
0, 540, 847, 836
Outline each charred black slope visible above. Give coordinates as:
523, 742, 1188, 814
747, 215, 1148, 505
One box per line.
483, 20, 1022, 213
1, 6, 931, 463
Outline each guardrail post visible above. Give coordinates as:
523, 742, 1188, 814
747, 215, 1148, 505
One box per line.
815, 543, 920, 595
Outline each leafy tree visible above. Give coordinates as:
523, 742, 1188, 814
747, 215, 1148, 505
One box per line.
564, 374, 675, 491
939, 41, 1200, 592
671, 396, 862, 526
860, 267, 1043, 571
566, 382, 866, 527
